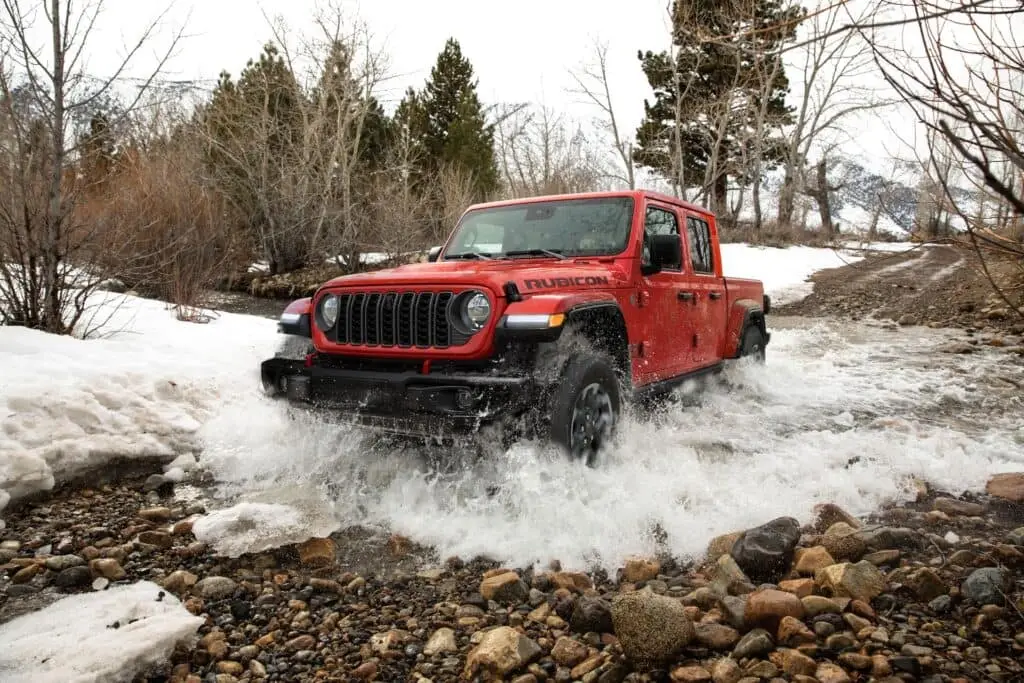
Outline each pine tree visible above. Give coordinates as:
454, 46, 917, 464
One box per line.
405, 38, 498, 199
635, 0, 803, 207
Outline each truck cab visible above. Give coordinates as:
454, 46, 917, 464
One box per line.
261, 190, 770, 464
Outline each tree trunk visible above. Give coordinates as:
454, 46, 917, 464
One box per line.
815, 160, 833, 238
43, 0, 66, 333
713, 174, 728, 225
777, 168, 796, 231
753, 176, 763, 233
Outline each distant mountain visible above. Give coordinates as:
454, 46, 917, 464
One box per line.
660, 152, 980, 239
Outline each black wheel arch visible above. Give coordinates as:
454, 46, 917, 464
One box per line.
562, 302, 631, 380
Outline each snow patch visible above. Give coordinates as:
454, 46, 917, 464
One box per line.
0, 291, 279, 514
192, 496, 341, 558
721, 243, 865, 305
0, 581, 204, 683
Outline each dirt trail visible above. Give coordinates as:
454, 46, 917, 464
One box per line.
776, 244, 1023, 340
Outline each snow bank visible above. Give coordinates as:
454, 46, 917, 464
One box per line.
721, 243, 865, 305
0, 580, 204, 683
0, 292, 278, 513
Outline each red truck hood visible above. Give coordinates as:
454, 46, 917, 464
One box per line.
318, 258, 631, 296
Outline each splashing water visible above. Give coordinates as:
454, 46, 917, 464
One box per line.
194, 316, 1024, 571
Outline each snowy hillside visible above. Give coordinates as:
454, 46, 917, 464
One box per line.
648, 151, 971, 240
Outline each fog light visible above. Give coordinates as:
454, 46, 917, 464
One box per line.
455, 388, 474, 410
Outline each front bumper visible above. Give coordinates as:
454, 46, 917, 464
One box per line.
260, 356, 534, 438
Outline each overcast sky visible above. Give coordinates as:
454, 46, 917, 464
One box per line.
16, 0, 970, 177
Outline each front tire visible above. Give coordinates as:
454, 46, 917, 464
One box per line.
739, 324, 767, 363
549, 354, 621, 467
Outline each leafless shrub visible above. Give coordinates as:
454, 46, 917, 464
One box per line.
493, 103, 609, 199
0, 0, 182, 336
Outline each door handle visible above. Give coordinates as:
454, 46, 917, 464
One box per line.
709, 291, 722, 300
677, 291, 694, 302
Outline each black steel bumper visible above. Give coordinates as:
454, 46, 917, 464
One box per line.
260, 356, 535, 438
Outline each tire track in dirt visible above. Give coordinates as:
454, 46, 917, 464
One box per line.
777, 244, 1022, 337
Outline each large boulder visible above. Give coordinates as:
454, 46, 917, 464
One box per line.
986, 473, 1024, 503
729, 516, 802, 584
463, 626, 542, 678
961, 567, 1010, 606
610, 590, 696, 666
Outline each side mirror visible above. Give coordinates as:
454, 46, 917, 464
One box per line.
427, 245, 442, 262
641, 234, 681, 275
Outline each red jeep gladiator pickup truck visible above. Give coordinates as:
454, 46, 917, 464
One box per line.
260, 190, 770, 465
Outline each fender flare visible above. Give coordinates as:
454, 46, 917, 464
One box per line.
277, 297, 312, 338
725, 299, 767, 358
495, 293, 625, 347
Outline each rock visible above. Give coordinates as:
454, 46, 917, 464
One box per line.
822, 522, 867, 561
424, 627, 458, 656
285, 634, 315, 651
710, 658, 742, 683
773, 648, 817, 677
671, 665, 712, 682
863, 550, 900, 566
778, 578, 814, 598
816, 662, 852, 683
733, 628, 774, 659
194, 576, 237, 600
162, 570, 198, 593
480, 571, 529, 604
794, 546, 835, 575
138, 531, 173, 549
621, 557, 661, 583
694, 623, 740, 650
933, 497, 985, 516
707, 532, 742, 561
352, 661, 378, 679
570, 595, 613, 634
985, 472, 1024, 502
858, 527, 922, 551
551, 636, 589, 667
801, 595, 842, 616
928, 594, 952, 613
814, 503, 861, 532
961, 567, 1009, 605
905, 567, 947, 601
549, 571, 593, 592
138, 507, 173, 523
55, 565, 92, 588
297, 537, 336, 566
45, 554, 85, 571
464, 626, 542, 678
743, 589, 805, 629
89, 558, 126, 581
12, 564, 40, 583
610, 590, 696, 665
709, 554, 751, 595
1008, 527, 1024, 546
777, 615, 816, 646
729, 516, 801, 583
815, 561, 886, 602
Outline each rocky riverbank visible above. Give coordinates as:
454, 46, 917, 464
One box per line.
1, 473, 1023, 682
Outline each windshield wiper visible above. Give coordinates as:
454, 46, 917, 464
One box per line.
444, 252, 493, 260
500, 248, 567, 260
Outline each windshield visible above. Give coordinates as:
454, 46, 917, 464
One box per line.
443, 196, 635, 259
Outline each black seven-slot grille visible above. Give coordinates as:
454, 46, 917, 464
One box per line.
325, 291, 472, 348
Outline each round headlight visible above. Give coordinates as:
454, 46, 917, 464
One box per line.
320, 294, 340, 328
464, 292, 491, 330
